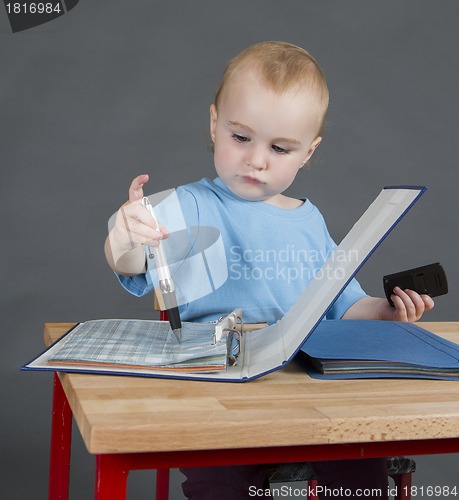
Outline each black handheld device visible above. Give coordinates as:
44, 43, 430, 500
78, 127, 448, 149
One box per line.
383, 262, 448, 307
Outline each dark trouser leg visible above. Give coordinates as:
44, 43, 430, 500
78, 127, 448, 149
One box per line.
312, 458, 389, 500
180, 465, 270, 500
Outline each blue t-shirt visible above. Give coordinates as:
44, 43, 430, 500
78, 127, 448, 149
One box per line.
117, 177, 366, 324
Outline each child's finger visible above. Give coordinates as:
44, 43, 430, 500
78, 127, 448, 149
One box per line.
391, 291, 408, 320
128, 223, 164, 247
402, 289, 425, 318
131, 202, 169, 238
420, 294, 435, 311
128, 174, 149, 203
155, 221, 169, 239
393, 288, 428, 321
121, 203, 169, 245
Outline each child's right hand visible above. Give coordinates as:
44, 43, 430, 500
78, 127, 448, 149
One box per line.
111, 174, 169, 252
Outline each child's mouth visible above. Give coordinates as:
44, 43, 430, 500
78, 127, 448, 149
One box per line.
241, 176, 262, 185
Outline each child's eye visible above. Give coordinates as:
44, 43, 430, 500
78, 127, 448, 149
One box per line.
272, 144, 289, 155
232, 134, 250, 143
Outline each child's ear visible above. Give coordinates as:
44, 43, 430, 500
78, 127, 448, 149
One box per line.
210, 104, 218, 142
302, 136, 322, 164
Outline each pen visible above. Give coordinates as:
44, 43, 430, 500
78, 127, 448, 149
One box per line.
141, 196, 182, 342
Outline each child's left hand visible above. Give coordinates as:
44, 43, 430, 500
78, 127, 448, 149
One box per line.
344, 290, 434, 322
381, 287, 435, 322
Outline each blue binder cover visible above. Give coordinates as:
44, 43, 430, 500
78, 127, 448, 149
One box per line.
300, 320, 459, 380
23, 186, 435, 382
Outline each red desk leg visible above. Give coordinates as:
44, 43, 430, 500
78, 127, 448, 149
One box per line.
95, 455, 128, 500
95, 456, 169, 500
393, 472, 412, 500
156, 468, 170, 500
49, 373, 73, 500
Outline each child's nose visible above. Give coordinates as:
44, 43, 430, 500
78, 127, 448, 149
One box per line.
246, 147, 267, 170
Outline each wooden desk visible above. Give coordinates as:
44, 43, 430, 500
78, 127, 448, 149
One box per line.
45, 322, 459, 499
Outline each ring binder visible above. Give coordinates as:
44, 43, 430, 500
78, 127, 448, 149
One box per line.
214, 308, 242, 344
23, 186, 434, 382
227, 330, 242, 366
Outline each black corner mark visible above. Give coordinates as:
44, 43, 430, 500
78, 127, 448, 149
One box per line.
63, 0, 78, 10
3, 0, 80, 33
64, 0, 80, 11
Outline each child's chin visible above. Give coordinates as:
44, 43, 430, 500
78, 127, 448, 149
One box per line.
234, 187, 266, 202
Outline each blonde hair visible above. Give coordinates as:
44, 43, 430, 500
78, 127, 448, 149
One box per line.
214, 41, 329, 137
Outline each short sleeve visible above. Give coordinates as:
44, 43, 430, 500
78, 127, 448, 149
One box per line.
115, 269, 154, 297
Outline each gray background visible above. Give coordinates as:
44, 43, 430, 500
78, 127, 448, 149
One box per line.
1, 1, 458, 498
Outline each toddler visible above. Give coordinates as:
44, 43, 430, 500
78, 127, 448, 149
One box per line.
105, 41, 433, 500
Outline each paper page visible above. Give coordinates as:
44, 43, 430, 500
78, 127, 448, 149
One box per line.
47, 319, 228, 371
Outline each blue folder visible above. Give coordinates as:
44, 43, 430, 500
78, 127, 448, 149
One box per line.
300, 320, 459, 380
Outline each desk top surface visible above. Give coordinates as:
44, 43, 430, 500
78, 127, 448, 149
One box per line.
45, 322, 459, 455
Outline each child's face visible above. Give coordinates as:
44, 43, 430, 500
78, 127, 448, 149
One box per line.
210, 71, 322, 208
